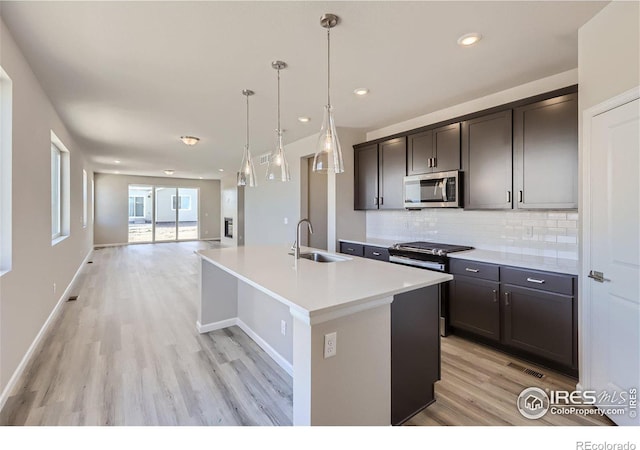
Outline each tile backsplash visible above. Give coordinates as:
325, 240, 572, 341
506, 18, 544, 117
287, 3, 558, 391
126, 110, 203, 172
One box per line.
366, 209, 579, 260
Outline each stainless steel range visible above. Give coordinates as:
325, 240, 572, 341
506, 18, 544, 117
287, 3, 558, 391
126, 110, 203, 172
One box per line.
388, 241, 473, 336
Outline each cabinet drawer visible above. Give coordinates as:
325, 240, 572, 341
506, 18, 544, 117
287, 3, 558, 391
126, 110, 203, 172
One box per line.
501, 266, 574, 295
339, 242, 364, 257
450, 259, 499, 281
364, 246, 390, 262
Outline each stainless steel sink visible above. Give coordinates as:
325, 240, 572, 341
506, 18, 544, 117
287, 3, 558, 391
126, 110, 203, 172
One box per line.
298, 252, 350, 263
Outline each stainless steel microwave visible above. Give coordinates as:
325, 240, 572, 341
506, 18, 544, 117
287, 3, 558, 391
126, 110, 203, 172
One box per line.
403, 170, 462, 208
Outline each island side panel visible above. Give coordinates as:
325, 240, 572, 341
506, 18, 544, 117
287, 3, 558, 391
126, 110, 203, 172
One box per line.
292, 301, 392, 426
198, 259, 238, 332
237, 281, 294, 374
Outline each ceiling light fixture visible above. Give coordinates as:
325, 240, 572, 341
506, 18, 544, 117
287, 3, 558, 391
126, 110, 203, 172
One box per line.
298, 116, 311, 123
237, 89, 257, 187
266, 61, 291, 182
115, 171, 120, 174
164, 169, 175, 175
218, 169, 224, 172
354, 88, 369, 96
312, 13, 344, 174
114, 160, 121, 164
457, 32, 482, 47
180, 136, 200, 146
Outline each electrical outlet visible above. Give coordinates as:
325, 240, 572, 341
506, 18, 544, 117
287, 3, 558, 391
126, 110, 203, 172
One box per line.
283, 217, 288, 225
280, 320, 287, 336
53, 283, 57, 294
204, 230, 208, 235
525, 226, 534, 238
324, 332, 337, 359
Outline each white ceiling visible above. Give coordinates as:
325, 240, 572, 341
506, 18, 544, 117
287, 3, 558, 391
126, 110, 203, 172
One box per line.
0, 1, 606, 180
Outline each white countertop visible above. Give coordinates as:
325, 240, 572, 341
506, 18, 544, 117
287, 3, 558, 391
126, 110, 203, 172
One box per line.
198, 245, 451, 321
449, 249, 579, 275
338, 238, 396, 248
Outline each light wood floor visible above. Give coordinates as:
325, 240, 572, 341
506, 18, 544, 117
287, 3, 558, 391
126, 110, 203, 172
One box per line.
1, 242, 614, 426
1, 242, 293, 426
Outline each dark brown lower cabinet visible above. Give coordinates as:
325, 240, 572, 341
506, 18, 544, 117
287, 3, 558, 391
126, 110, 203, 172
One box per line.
449, 275, 500, 342
391, 285, 440, 425
502, 284, 574, 367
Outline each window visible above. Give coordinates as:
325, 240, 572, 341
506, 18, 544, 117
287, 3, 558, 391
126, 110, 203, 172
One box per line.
0, 66, 12, 273
51, 131, 70, 244
171, 195, 191, 211
128, 196, 145, 217
82, 169, 88, 228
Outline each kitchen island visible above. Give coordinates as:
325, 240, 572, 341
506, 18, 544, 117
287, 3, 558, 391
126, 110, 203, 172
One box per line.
197, 245, 452, 425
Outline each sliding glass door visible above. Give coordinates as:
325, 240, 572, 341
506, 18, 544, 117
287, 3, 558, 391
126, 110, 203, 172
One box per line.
128, 185, 153, 243
128, 185, 199, 243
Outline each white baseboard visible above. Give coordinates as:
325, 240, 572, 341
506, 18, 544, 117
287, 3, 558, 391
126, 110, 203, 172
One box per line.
197, 318, 293, 377
95, 238, 221, 249
196, 318, 238, 333
0, 248, 93, 412
236, 318, 293, 377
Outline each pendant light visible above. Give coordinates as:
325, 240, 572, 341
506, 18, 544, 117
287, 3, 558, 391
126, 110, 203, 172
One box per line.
237, 89, 257, 187
266, 61, 291, 182
312, 13, 344, 174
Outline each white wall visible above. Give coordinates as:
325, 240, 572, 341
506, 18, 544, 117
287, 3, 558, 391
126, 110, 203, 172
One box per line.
244, 127, 366, 249
94, 173, 220, 245
0, 19, 94, 401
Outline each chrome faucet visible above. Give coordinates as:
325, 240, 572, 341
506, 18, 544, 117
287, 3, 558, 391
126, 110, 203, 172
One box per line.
293, 218, 314, 259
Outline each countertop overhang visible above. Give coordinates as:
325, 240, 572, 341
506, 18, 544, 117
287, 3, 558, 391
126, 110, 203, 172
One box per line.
198, 246, 452, 324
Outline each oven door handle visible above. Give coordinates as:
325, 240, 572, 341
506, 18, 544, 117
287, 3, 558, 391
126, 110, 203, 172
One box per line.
389, 255, 446, 272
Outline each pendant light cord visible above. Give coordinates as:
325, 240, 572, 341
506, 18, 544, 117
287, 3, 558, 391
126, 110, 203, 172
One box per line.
277, 68, 281, 133
327, 27, 331, 107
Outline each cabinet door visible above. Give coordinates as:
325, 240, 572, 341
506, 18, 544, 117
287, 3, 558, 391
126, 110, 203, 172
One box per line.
407, 130, 433, 175
378, 137, 407, 210
354, 144, 379, 210
449, 275, 500, 342
433, 123, 461, 172
514, 93, 578, 209
502, 284, 573, 366
462, 110, 513, 209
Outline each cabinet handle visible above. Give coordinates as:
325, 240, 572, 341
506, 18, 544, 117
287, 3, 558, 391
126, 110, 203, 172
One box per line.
374, 197, 378, 206
492, 289, 498, 303
465, 268, 479, 273
347, 248, 354, 252
507, 191, 512, 203
518, 190, 523, 203
380, 197, 384, 205
526, 277, 545, 284
372, 251, 381, 256
432, 157, 437, 168
505, 292, 511, 306
428, 158, 433, 168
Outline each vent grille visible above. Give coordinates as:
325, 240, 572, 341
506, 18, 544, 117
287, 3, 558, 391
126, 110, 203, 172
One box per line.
259, 153, 270, 165
508, 362, 545, 379
67, 295, 78, 302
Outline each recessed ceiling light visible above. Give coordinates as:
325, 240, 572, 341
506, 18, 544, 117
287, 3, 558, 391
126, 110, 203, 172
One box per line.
298, 117, 311, 123
114, 160, 121, 164
199, 176, 203, 179
114, 171, 120, 174
164, 169, 175, 175
180, 136, 200, 146
218, 169, 224, 172
457, 33, 482, 47
353, 88, 369, 96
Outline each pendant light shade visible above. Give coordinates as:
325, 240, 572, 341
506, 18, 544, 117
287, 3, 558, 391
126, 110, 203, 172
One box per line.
266, 61, 291, 182
312, 13, 344, 174
237, 89, 257, 187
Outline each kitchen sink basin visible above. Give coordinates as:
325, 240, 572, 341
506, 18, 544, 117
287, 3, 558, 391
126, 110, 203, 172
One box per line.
298, 252, 350, 263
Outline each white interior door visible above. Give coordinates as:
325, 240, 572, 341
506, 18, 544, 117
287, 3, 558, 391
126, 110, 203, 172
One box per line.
587, 96, 640, 426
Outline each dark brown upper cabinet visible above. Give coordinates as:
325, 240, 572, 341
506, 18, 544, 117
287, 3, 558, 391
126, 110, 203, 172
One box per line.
354, 137, 406, 210
513, 93, 578, 209
408, 123, 460, 175
354, 143, 378, 210
462, 110, 513, 210
378, 137, 406, 210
